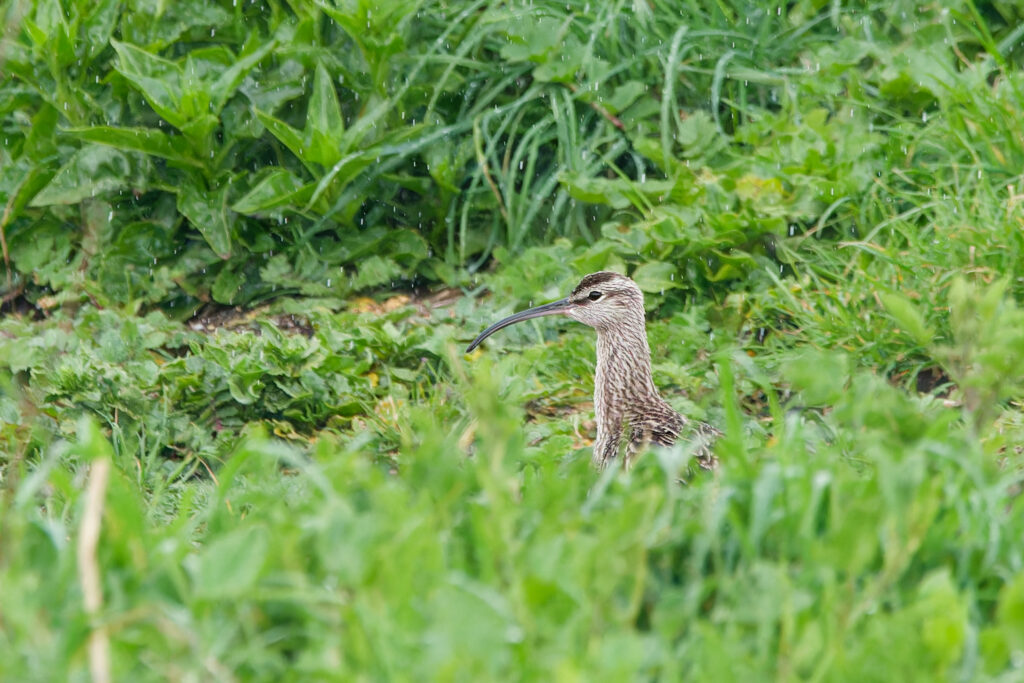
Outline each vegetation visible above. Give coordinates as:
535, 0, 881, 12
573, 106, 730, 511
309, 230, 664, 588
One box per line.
2, 0, 1024, 679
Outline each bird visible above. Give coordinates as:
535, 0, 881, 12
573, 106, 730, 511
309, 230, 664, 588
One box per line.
466, 271, 718, 470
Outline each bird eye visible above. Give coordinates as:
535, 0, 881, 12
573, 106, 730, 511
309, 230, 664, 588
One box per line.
588, 290, 602, 301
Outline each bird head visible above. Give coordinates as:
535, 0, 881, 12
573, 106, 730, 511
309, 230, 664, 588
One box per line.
465, 271, 645, 352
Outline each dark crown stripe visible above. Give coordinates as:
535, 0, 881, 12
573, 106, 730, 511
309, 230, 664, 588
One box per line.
571, 271, 621, 295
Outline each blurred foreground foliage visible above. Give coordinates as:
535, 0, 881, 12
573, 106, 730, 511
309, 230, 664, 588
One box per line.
3, 0, 1024, 680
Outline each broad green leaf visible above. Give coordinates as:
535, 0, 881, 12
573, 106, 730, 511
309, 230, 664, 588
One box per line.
30, 146, 135, 206
177, 181, 233, 258
500, 16, 564, 62
8, 221, 74, 276
631, 136, 669, 167
304, 152, 374, 210
783, 348, 849, 406
81, 0, 120, 61
562, 174, 674, 211
213, 265, 247, 306
118, 1, 230, 50
880, 292, 934, 346
677, 111, 722, 158
231, 168, 310, 214
644, 206, 702, 245
178, 113, 220, 152
605, 80, 647, 114
388, 229, 430, 266
533, 37, 584, 83
178, 53, 213, 122
998, 570, 1024, 649
21, 17, 48, 50
255, 109, 311, 171
915, 570, 967, 669
318, 0, 408, 86
24, 103, 59, 158
980, 627, 1010, 675
0, 158, 55, 226
338, 94, 394, 152
210, 38, 277, 114
193, 525, 269, 599
880, 46, 958, 103
631, 261, 679, 293
705, 249, 756, 282
304, 62, 346, 166
111, 40, 185, 129
66, 126, 202, 167
353, 255, 402, 290
424, 143, 460, 193
106, 221, 173, 260
31, 1, 74, 67
560, 174, 634, 209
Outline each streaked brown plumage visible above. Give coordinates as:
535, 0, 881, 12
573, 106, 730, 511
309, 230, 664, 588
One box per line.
466, 271, 718, 469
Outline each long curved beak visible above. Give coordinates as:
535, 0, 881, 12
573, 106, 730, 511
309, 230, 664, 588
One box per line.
465, 298, 573, 352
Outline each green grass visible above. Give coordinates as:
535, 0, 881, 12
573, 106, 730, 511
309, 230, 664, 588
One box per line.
3, 0, 1024, 680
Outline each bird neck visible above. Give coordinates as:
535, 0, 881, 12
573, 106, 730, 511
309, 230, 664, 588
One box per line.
594, 322, 662, 405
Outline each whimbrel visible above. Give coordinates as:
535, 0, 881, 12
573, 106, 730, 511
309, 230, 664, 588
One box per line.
466, 271, 718, 469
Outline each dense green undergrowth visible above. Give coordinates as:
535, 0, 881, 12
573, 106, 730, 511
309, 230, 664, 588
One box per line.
3, 0, 1024, 680
4, 0, 1024, 311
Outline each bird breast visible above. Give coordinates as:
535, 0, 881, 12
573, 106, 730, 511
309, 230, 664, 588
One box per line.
594, 328, 660, 413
